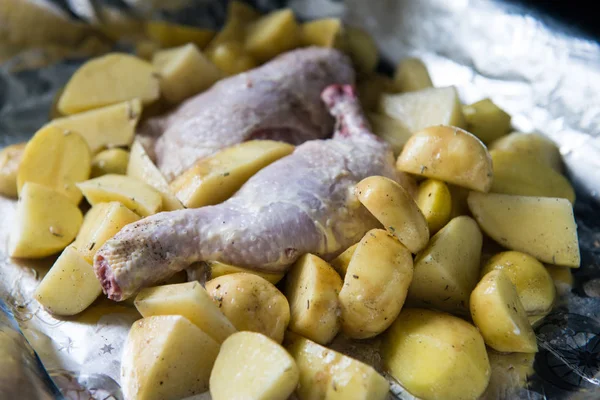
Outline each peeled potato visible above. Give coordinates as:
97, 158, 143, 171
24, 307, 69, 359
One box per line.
205, 1, 260, 52
448, 184, 470, 218
357, 73, 401, 111
145, 20, 215, 48
0, 142, 25, 198
367, 112, 412, 156
58, 53, 159, 114
207, 260, 284, 284
245, 9, 300, 62
345, 26, 378, 74
546, 265, 574, 292
355, 175, 429, 253
471, 270, 538, 353
394, 57, 433, 92
301, 18, 346, 49
91, 148, 129, 177
10, 182, 83, 258
468, 192, 580, 267
490, 132, 562, 172
463, 98, 511, 144
209, 41, 257, 75
415, 179, 452, 233
17, 125, 91, 204
397, 125, 493, 192
330, 242, 358, 277
77, 174, 162, 217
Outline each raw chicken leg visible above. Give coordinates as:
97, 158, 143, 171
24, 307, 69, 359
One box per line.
95, 85, 397, 301
142, 47, 355, 180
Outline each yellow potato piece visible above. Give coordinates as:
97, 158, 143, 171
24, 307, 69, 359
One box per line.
468, 192, 580, 267
205, 273, 290, 343
394, 57, 433, 92
245, 9, 300, 62
170, 140, 294, 208
546, 265, 574, 292
10, 182, 83, 258
205, 1, 260, 54
301, 18, 346, 49
210, 332, 299, 400
379, 86, 466, 131
407, 216, 482, 315
367, 112, 412, 156
34, 245, 101, 316
73, 201, 140, 263
463, 98, 512, 144
135, 39, 161, 61
209, 41, 257, 75
121, 315, 220, 400
17, 125, 91, 204
285, 254, 343, 345
58, 53, 159, 114
0, 142, 25, 198
77, 174, 162, 217
397, 125, 493, 192
415, 179, 452, 233
153, 44, 222, 104
346, 26, 378, 75
357, 74, 400, 111
490, 149, 575, 203
286, 333, 390, 400
490, 132, 563, 172
482, 251, 556, 317
145, 20, 215, 48
340, 229, 413, 339
207, 260, 283, 284
91, 148, 129, 177
330, 242, 358, 277
48, 99, 142, 153
135, 281, 236, 344
383, 308, 491, 400
49, 86, 65, 119
448, 184, 470, 218
471, 270, 538, 353
355, 176, 429, 253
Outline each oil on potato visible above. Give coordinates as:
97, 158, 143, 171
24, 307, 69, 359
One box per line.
489, 132, 563, 172
91, 148, 129, 177
415, 178, 452, 233
245, 9, 300, 62
394, 57, 433, 92
0, 142, 25, 198
207, 260, 284, 284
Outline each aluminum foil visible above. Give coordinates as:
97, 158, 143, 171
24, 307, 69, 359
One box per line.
1, 0, 600, 399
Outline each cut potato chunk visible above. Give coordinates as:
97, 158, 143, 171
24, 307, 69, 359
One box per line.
286, 333, 390, 400
207, 260, 284, 284
340, 229, 413, 339
17, 125, 91, 204
490, 149, 575, 203
48, 99, 141, 154
482, 251, 556, 316
394, 57, 433, 92
463, 98, 511, 144
357, 74, 400, 111
153, 44, 221, 104
10, 182, 83, 258
205, 273, 290, 343
382, 308, 491, 400
448, 184, 470, 218
73, 201, 140, 263
301, 18, 345, 49
407, 216, 482, 315
367, 112, 412, 156
471, 270, 538, 353
58, 53, 159, 114
135, 40, 161, 61
77, 174, 162, 217
121, 315, 220, 400
135, 281, 236, 344
397, 125, 493, 192
205, 1, 259, 53
468, 192, 580, 267
245, 9, 300, 62
346, 26, 378, 74
379, 86, 466, 132
34, 245, 101, 315
0, 142, 25, 198
415, 179, 452, 233
210, 331, 299, 400
546, 265, 574, 291
355, 176, 429, 253
330, 242, 358, 277
209, 41, 257, 75
170, 140, 294, 208
91, 148, 129, 177
285, 254, 343, 345
145, 20, 215, 48
490, 132, 562, 172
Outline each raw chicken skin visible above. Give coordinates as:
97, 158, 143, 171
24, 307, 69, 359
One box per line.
142, 47, 355, 180
95, 85, 397, 301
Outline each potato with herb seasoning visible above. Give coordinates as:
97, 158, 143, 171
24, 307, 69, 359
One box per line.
330, 242, 358, 277
415, 178, 452, 233
91, 148, 129, 177
207, 260, 284, 284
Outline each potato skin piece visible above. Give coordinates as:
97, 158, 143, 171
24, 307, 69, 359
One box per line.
415, 178, 452, 233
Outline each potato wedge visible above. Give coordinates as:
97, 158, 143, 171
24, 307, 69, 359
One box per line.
357, 74, 400, 111
34, 245, 101, 315
207, 260, 284, 284
330, 242, 358, 277
301, 18, 346, 49
170, 140, 294, 208
448, 184, 470, 218
286, 333, 389, 400
17, 125, 91, 204
471, 270, 538, 353
463, 98, 511, 144
91, 148, 129, 177
121, 315, 220, 400
134, 281, 236, 344
482, 251, 556, 316
382, 308, 491, 400
135, 40, 161, 61
490, 149, 575, 203
468, 192, 580, 267
379, 86, 466, 131
204, 1, 259, 54
407, 216, 482, 315
209, 41, 257, 75
339, 229, 413, 339
205, 273, 290, 343
210, 331, 299, 400
10, 182, 83, 258
394, 57, 433, 92
415, 179, 452, 233
346, 26, 378, 74
285, 254, 343, 344
77, 174, 162, 217
547, 265, 573, 288
48, 99, 141, 154
73, 201, 140, 263
367, 112, 412, 155
153, 44, 221, 104
490, 132, 562, 172
0, 142, 25, 198
397, 125, 493, 192
245, 9, 300, 62
145, 20, 215, 48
